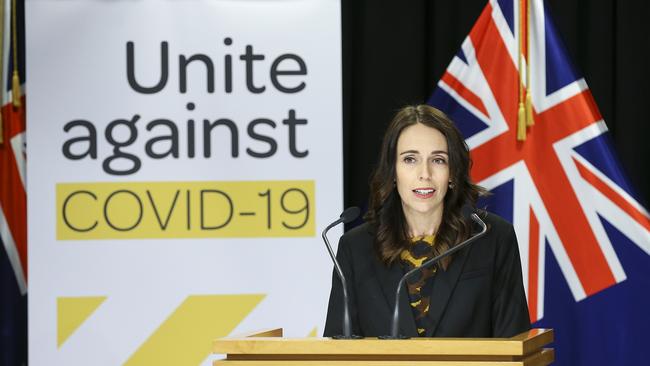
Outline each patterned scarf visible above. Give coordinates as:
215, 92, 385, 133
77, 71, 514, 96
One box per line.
400, 235, 437, 336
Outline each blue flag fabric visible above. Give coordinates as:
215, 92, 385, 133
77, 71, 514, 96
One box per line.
0, 245, 27, 366
428, 1, 650, 365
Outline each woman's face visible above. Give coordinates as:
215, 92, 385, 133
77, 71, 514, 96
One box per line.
395, 123, 450, 219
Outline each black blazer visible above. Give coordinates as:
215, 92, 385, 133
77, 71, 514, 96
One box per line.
323, 212, 531, 338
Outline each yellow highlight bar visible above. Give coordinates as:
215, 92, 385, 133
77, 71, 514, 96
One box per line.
56, 180, 315, 240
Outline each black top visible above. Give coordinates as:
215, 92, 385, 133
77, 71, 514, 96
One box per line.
323, 211, 531, 338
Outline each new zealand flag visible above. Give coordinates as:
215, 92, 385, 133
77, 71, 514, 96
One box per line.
429, 0, 650, 365
0, 0, 27, 365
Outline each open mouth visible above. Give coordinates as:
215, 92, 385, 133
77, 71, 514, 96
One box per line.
412, 188, 435, 198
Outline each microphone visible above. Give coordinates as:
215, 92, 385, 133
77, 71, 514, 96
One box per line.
321, 207, 361, 339
382, 212, 488, 339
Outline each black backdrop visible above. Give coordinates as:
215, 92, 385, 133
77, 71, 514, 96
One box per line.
341, 0, 650, 212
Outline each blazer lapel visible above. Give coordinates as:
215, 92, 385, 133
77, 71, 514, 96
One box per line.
425, 247, 470, 337
372, 257, 418, 337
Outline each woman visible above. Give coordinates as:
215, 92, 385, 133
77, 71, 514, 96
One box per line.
323, 105, 530, 338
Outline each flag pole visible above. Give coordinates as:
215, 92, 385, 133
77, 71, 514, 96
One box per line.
525, 0, 535, 127
517, 0, 526, 141
11, 0, 19, 109
0, 0, 5, 144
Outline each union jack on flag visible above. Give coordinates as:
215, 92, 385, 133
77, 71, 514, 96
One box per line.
0, 0, 27, 364
429, 0, 650, 365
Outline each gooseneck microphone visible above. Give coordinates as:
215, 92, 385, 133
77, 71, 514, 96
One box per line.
383, 213, 488, 339
321, 207, 361, 339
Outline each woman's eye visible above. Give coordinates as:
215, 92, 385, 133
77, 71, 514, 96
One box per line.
432, 157, 447, 164
403, 156, 416, 164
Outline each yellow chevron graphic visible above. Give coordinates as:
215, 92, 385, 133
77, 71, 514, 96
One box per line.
124, 294, 265, 366
57, 296, 107, 348
308, 327, 318, 337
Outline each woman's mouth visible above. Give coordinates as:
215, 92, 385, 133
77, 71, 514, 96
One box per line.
412, 188, 435, 199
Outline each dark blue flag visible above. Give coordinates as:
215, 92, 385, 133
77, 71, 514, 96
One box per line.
428, 0, 650, 365
0, 0, 26, 364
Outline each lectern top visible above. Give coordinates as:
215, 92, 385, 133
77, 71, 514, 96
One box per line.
213, 328, 553, 357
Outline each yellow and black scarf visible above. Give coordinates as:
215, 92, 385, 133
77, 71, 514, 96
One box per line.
400, 235, 437, 336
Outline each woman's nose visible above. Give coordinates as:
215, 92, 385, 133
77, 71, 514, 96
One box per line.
418, 163, 432, 181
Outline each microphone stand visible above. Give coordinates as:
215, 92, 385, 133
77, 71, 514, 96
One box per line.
321, 207, 361, 339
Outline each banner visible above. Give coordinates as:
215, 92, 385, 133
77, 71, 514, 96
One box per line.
26, 1, 342, 365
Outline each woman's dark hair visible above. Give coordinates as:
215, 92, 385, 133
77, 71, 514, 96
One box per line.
364, 105, 486, 269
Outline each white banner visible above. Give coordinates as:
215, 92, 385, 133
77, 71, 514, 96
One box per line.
26, 0, 342, 365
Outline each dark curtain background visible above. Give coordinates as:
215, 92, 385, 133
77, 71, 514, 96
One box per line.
341, 0, 650, 212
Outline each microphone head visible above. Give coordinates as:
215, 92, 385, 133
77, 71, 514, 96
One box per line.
340, 207, 361, 224
470, 212, 488, 231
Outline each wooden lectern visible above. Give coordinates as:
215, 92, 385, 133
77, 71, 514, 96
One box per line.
213, 328, 554, 365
